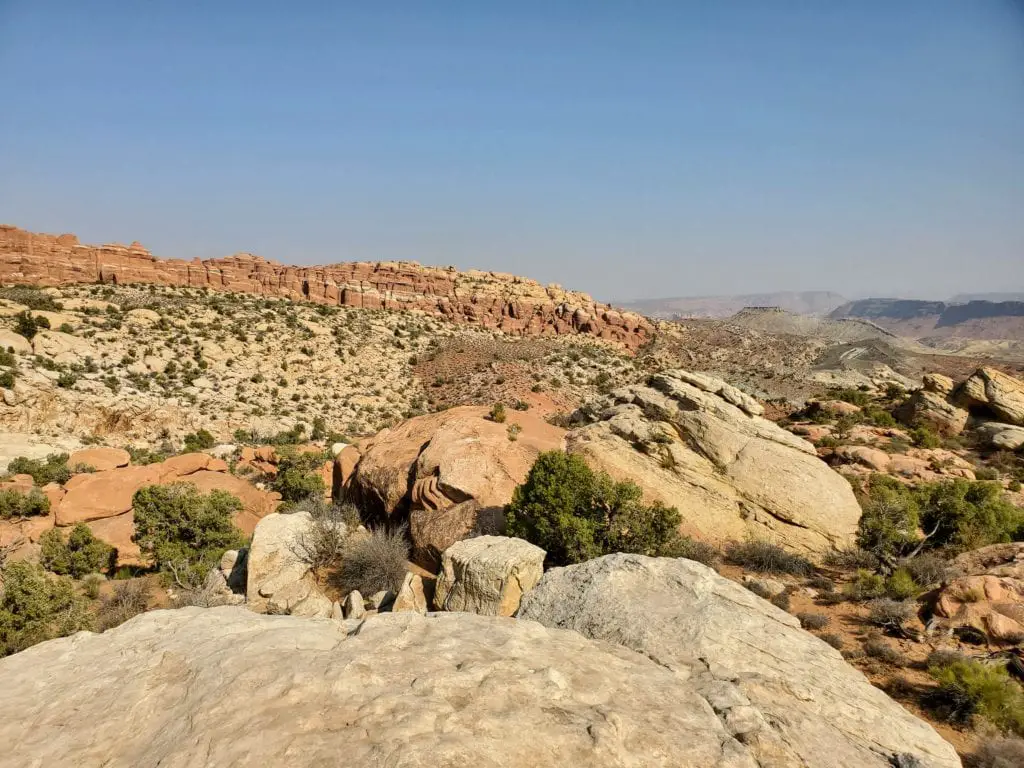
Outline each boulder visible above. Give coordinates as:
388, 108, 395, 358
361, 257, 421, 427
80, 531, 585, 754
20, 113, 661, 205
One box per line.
434, 536, 545, 616
55, 465, 166, 524
125, 308, 161, 325
343, 589, 365, 619
67, 447, 130, 472
391, 572, 427, 613
807, 399, 861, 417
245, 511, 335, 617
567, 371, 861, 555
350, 405, 564, 528
894, 389, 969, 437
0, 329, 32, 354
0, 607, 772, 767
332, 445, 360, 498
955, 367, 1024, 426
932, 574, 1024, 644
922, 373, 955, 395
519, 554, 960, 768
409, 498, 506, 569
973, 422, 1024, 451
30, 330, 95, 364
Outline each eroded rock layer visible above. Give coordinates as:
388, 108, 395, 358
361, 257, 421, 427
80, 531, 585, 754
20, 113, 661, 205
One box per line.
0, 225, 652, 347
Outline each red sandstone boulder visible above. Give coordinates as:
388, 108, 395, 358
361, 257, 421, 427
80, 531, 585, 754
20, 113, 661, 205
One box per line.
67, 447, 130, 472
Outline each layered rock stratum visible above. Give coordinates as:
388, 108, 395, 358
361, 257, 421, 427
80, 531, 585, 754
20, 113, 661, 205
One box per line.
0, 225, 652, 347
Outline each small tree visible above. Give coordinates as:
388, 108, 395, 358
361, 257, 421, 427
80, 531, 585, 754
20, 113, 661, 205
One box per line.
132, 483, 245, 588
0, 561, 92, 657
182, 429, 215, 452
856, 476, 921, 562
272, 451, 326, 503
918, 480, 1023, 553
40, 524, 117, 578
0, 488, 50, 519
505, 451, 685, 566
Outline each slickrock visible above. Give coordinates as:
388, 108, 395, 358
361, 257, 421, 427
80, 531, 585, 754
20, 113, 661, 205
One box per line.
0, 224, 652, 347
0, 607, 767, 768
519, 554, 961, 768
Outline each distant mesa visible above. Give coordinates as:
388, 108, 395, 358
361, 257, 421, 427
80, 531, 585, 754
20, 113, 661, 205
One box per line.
620, 291, 847, 320
0, 224, 652, 348
830, 298, 1024, 340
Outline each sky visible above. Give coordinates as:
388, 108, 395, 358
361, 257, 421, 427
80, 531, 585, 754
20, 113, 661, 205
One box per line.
0, 1, 1022, 302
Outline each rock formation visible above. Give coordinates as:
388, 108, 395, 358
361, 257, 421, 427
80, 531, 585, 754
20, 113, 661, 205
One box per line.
566, 370, 861, 555
0, 607, 772, 767
349, 405, 565, 566
954, 367, 1024, 427
519, 554, 961, 768
433, 535, 545, 616
0, 225, 652, 348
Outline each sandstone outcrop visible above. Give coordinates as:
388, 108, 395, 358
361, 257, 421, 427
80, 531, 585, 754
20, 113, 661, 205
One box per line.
567, 370, 861, 554
0, 225, 653, 348
0, 607, 777, 768
350, 406, 565, 565
245, 511, 336, 617
931, 542, 1024, 644
954, 367, 1024, 426
519, 554, 961, 768
67, 447, 130, 472
434, 535, 545, 616
973, 422, 1024, 451
894, 388, 969, 436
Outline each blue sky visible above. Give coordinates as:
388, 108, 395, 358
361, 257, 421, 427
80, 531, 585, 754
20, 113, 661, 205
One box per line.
1, 1, 1021, 301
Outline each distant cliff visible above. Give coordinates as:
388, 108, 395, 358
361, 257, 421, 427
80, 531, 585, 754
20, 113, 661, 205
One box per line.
620, 291, 847, 319
0, 225, 652, 348
830, 298, 1024, 340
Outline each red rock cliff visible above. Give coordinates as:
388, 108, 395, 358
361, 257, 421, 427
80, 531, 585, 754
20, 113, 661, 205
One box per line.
0, 225, 652, 348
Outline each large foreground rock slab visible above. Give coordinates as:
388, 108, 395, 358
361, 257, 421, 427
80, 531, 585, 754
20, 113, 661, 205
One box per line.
567, 371, 860, 554
519, 554, 960, 768
0, 608, 759, 768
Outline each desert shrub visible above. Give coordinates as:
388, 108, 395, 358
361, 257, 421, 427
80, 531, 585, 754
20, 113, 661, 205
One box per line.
829, 387, 871, 407
797, 612, 830, 630
505, 451, 685, 566
6, 453, 71, 486
182, 428, 215, 452
290, 496, 350, 572
665, 536, 720, 568
770, 591, 792, 611
917, 480, 1023, 553
744, 580, 774, 600
132, 483, 245, 587
823, 547, 880, 571
845, 569, 887, 601
926, 649, 966, 669
0, 488, 50, 519
885, 568, 920, 600
863, 634, 906, 666
40, 524, 116, 578
14, 311, 46, 340
806, 575, 836, 592
867, 598, 915, 631
724, 539, 812, 576
337, 526, 409, 597
865, 408, 897, 428
0, 286, 62, 311
96, 580, 150, 631
0, 561, 92, 656
0, 370, 14, 389
968, 736, 1024, 768
975, 467, 1000, 482
910, 425, 941, 449
272, 451, 326, 504
820, 633, 844, 650
487, 403, 507, 423
56, 371, 77, 389
506, 423, 522, 442
81, 573, 104, 599
856, 476, 920, 561
900, 553, 951, 587
927, 657, 1024, 734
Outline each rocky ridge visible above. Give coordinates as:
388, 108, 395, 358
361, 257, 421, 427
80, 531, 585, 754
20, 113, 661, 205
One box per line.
0, 225, 652, 347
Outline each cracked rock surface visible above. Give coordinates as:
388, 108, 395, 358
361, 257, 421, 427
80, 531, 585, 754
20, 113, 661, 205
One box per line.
566, 370, 861, 555
519, 554, 961, 768
0, 607, 757, 768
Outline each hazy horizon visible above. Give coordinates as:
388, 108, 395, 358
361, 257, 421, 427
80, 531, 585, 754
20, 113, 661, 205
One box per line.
1, 1, 1021, 303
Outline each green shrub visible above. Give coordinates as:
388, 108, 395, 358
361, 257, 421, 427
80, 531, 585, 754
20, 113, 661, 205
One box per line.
14, 311, 42, 340
505, 451, 685, 566
664, 536, 720, 568
40, 523, 116, 578
724, 539, 813, 576
182, 428, 215, 452
918, 480, 1023, 553
0, 370, 14, 389
845, 569, 886, 601
0, 488, 50, 519
0, 561, 92, 657
856, 475, 920, 561
927, 657, 1024, 734
56, 371, 77, 389
336, 526, 409, 597
132, 483, 245, 587
865, 408, 897, 428
910, 425, 941, 449
6, 453, 71, 486
829, 387, 871, 407
272, 451, 327, 503
885, 568, 920, 599
867, 598, 915, 631
487, 403, 507, 423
